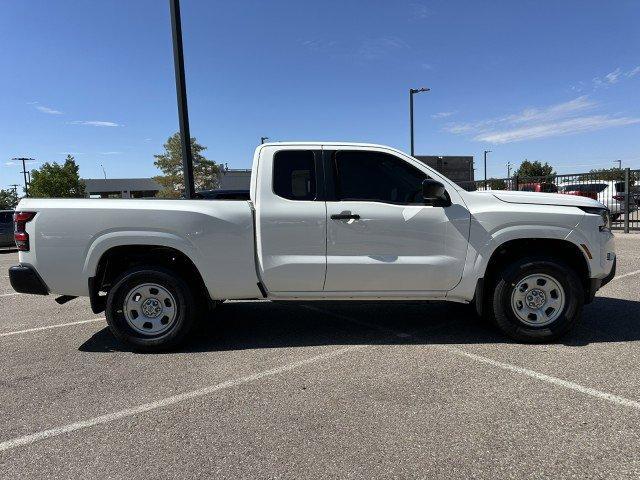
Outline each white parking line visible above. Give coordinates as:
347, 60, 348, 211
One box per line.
445, 347, 640, 410
305, 306, 640, 412
0, 318, 105, 337
606, 269, 640, 283
0, 292, 20, 297
0, 344, 362, 452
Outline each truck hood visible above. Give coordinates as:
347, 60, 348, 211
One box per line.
475, 190, 605, 208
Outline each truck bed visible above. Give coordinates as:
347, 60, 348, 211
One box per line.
15, 198, 261, 299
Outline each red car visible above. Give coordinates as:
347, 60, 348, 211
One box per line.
517, 182, 558, 193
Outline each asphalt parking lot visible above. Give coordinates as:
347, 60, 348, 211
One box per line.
1, 234, 640, 479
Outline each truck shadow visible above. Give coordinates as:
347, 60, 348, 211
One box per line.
79, 295, 640, 353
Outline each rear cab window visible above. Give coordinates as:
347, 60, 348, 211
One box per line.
272, 150, 317, 201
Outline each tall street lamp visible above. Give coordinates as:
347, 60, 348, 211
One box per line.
169, 0, 195, 199
409, 87, 430, 156
261, 136, 269, 144
484, 150, 491, 190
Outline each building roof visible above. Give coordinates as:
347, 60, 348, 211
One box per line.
83, 178, 161, 193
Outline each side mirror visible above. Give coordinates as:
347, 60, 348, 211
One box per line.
422, 179, 447, 205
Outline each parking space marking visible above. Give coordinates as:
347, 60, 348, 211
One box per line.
606, 269, 640, 283
306, 306, 640, 412
0, 318, 105, 337
0, 344, 362, 452
0, 292, 20, 297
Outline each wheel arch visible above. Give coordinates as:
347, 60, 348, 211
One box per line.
88, 242, 209, 314
481, 238, 591, 307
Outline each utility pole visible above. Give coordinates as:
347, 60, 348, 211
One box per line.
12, 158, 34, 197
483, 150, 491, 190
101, 164, 107, 180
261, 136, 269, 144
169, 0, 195, 199
10, 184, 19, 197
409, 87, 430, 156
507, 161, 512, 179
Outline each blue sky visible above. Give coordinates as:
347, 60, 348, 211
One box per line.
1, 0, 639, 190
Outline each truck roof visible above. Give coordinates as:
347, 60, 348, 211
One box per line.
259, 141, 396, 149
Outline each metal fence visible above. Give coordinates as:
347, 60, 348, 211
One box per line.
457, 169, 640, 232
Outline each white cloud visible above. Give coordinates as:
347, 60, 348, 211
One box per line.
357, 37, 409, 60
431, 111, 456, 119
35, 105, 63, 115
5, 159, 40, 166
605, 68, 622, 84
593, 67, 626, 89
626, 66, 640, 78
504, 95, 595, 124
98, 151, 122, 155
301, 36, 410, 62
301, 39, 338, 52
444, 96, 640, 144
70, 120, 121, 127
475, 115, 640, 144
409, 3, 430, 20
28, 101, 63, 115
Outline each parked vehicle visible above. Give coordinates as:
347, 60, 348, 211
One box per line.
557, 180, 638, 221
195, 189, 250, 200
0, 210, 15, 247
517, 182, 558, 193
9, 143, 616, 350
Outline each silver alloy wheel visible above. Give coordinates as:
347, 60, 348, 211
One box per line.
123, 283, 177, 336
510, 273, 565, 327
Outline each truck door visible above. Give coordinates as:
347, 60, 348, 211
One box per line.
323, 147, 470, 293
255, 146, 327, 292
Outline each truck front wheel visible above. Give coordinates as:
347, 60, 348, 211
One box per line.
105, 267, 196, 351
491, 258, 584, 342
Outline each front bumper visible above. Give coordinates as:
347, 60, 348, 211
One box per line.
587, 256, 616, 303
8, 265, 49, 295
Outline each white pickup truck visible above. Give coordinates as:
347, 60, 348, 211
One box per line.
9, 143, 616, 350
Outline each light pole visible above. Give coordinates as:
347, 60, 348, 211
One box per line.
409, 87, 430, 156
12, 158, 34, 197
261, 136, 269, 144
483, 150, 491, 190
614, 159, 622, 169
169, 0, 195, 199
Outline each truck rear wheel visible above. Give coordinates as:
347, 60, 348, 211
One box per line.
105, 267, 196, 351
490, 257, 584, 342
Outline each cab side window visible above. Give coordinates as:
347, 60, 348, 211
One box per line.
273, 150, 317, 201
333, 150, 427, 204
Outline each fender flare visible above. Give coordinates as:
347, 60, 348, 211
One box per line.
82, 230, 201, 281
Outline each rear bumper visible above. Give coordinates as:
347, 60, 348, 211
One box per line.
587, 256, 616, 303
8, 265, 49, 295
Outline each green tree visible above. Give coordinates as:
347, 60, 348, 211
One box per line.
0, 188, 18, 209
514, 160, 555, 179
487, 178, 507, 190
153, 133, 222, 198
28, 155, 86, 198
580, 167, 636, 185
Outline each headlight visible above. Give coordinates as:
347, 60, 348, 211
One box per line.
579, 206, 610, 231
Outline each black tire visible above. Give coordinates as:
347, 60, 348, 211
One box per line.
611, 213, 621, 222
490, 257, 584, 343
105, 266, 197, 352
